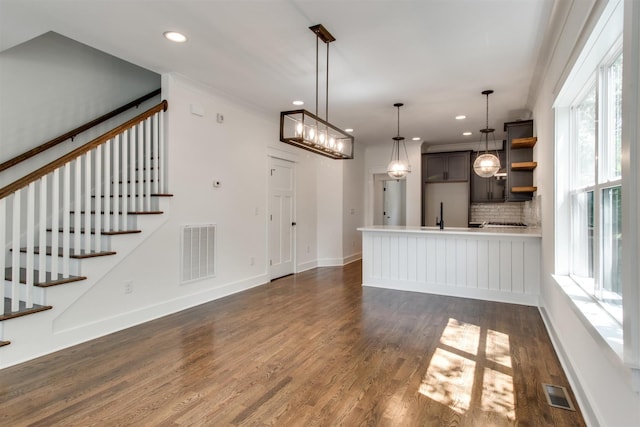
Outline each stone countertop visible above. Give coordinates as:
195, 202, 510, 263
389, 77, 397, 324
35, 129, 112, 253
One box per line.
357, 225, 542, 238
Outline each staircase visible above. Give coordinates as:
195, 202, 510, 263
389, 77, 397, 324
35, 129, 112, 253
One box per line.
0, 98, 170, 359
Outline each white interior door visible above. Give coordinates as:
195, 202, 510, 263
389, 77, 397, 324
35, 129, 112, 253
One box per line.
383, 179, 406, 226
269, 157, 295, 280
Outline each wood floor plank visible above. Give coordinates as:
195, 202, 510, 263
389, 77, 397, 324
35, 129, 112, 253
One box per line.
0, 261, 585, 426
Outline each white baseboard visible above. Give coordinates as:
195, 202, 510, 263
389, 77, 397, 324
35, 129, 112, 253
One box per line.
317, 257, 344, 267
538, 306, 600, 427
296, 260, 318, 273
305, 254, 361, 269
343, 252, 362, 265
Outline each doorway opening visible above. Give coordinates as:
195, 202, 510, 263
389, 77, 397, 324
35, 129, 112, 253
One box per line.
373, 173, 406, 226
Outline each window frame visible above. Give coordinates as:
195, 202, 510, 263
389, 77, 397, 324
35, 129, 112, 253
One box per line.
567, 43, 623, 323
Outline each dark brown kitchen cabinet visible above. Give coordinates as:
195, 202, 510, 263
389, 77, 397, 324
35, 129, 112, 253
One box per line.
424, 151, 470, 182
470, 150, 506, 202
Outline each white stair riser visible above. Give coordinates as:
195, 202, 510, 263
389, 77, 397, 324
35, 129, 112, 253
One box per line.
3, 281, 46, 305
46, 232, 111, 251
17, 253, 82, 276
69, 213, 137, 230
91, 196, 160, 211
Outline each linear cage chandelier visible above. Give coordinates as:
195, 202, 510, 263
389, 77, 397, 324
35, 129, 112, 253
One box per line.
280, 24, 354, 159
473, 89, 501, 177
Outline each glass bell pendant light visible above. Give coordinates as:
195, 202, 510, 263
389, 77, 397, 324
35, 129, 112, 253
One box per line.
473, 90, 501, 178
387, 103, 411, 179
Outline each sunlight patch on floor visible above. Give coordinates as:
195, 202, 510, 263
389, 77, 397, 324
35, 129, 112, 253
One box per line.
482, 367, 515, 420
440, 318, 480, 356
419, 318, 515, 418
419, 347, 476, 414
486, 329, 511, 368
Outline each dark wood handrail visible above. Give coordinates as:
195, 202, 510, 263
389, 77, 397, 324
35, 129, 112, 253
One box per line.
0, 100, 168, 200
0, 88, 162, 174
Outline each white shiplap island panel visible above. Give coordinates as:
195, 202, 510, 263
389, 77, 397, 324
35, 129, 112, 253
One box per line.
358, 226, 541, 306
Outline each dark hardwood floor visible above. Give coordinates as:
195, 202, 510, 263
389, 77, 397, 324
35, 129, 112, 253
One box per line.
0, 261, 585, 426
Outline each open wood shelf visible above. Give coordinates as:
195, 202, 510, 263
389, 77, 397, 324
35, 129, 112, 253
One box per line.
511, 137, 537, 149
511, 161, 537, 171
511, 186, 537, 193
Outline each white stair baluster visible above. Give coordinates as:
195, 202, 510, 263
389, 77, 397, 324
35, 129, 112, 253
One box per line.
152, 113, 159, 195
26, 182, 35, 307
62, 163, 70, 277
144, 117, 151, 211
122, 130, 129, 225
84, 152, 92, 255
11, 190, 21, 312
137, 123, 144, 211
94, 145, 102, 252
113, 134, 121, 231
104, 139, 112, 233
51, 169, 59, 278
130, 126, 136, 213
74, 157, 82, 255
38, 175, 47, 284
159, 110, 165, 194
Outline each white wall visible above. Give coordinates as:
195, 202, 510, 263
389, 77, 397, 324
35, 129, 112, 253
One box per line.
342, 142, 365, 263
532, 0, 640, 425
316, 156, 344, 266
0, 32, 159, 166
294, 151, 318, 272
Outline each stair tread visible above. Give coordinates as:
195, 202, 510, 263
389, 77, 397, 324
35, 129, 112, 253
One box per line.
18, 247, 116, 259
70, 210, 164, 215
0, 340, 10, 347
91, 193, 173, 198
1, 298, 52, 321
4, 267, 87, 288
46, 228, 142, 235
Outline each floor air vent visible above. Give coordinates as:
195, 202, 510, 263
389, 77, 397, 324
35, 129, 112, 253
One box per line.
181, 224, 216, 283
542, 383, 575, 411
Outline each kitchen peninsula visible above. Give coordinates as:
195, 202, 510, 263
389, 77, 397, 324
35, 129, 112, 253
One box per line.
358, 225, 541, 306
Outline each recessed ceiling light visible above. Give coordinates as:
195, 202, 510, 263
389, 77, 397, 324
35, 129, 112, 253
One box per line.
292, 100, 304, 106
345, 128, 354, 132
412, 137, 421, 141
463, 132, 472, 136
456, 115, 466, 120
163, 31, 187, 43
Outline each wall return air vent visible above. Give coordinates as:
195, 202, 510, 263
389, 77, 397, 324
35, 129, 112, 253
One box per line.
181, 224, 216, 283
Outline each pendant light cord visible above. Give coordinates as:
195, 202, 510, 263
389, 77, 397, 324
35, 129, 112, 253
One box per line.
397, 105, 401, 160
484, 92, 489, 153
326, 38, 329, 123
315, 30, 331, 124
315, 35, 319, 118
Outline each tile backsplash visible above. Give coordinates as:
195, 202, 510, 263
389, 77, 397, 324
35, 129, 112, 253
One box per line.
471, 196, 541, 226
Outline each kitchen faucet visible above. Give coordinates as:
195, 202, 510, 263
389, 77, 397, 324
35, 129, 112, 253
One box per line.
435, 202, 444, 229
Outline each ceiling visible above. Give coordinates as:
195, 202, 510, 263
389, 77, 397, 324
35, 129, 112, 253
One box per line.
0, 0, 555, 148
